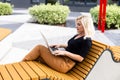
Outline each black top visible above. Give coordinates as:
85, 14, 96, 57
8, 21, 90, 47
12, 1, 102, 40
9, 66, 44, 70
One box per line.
66, 35, 92, 58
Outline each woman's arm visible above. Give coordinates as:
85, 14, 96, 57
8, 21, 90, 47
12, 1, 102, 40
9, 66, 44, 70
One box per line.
59, 44, 68, 48
50, 44, 68, 48
65, 51, 84, 62
53, 50, 84, 62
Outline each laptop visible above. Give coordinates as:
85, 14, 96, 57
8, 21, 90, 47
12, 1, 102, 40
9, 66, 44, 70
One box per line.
40, 31, 58, 55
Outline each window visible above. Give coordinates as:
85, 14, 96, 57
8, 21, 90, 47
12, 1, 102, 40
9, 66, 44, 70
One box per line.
31, 0, 40, 4
62, 0, 97, 6
4, 0, 11, 3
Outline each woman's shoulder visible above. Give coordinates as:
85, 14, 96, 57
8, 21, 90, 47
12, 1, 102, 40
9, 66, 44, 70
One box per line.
83, 37, 92, 43
83, 36, 92, 40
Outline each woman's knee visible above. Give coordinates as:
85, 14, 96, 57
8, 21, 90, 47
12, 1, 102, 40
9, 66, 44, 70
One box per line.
34, 44, 46, 51
35, 44, 49, 54
35, 44, 46, 49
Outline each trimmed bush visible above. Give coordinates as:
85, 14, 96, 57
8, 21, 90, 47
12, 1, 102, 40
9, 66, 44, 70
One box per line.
0, 2, 13, 15
90, 4, 120, 29
29, 3, 70, 25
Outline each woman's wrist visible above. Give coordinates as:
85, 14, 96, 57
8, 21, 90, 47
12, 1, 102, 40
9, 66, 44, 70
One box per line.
64, 51, 69, 56
60, 44, 67, 48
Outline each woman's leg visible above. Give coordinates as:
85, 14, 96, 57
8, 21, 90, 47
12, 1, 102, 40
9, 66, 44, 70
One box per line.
22, 45, 43, 61
22, 44, 75, 73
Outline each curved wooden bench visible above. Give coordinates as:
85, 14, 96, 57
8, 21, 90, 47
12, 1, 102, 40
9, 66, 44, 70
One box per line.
0, 28, 12, 41
0, 40, 115, 80
109, 46, 120, 62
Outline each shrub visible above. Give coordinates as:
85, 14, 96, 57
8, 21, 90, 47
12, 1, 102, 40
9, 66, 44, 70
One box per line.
0, 2, 13, 15
29, 3, 70, 25
90, 4, 120, 29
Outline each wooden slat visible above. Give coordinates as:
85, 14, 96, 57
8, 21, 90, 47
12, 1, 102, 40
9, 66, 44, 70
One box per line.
54, 71, 73, 80
72, 68, 86, 78
0, 65, 12, 80
34, 62, 53, 79
86, 54, 97, 62
75, 66, 88, 75
114, 53, 120, 57
88, 52, 99, 58
60, 73, 74, 80
79, 64, 90, 72
34, 61, 57, 80
5, 64, 22, 80
70, 71, 84, 80
92, 40, 108, 49
91, 45, 103, 52
112, 51, 120, 54
20, 62, 39, 80
84, 58, 95, 65
13, 63, 30, 80
50, 68, 73, 80
110, 46, 120, 62
27, 61, 46, 79
92, 43, 106, 50
35, 61, 73, 80
0, 73, 3, 80
90, 49, 102, 56
114, 57, 120, 61
111, 48, 120, 51
67, 72, 79, 80
82, 61, 93, 68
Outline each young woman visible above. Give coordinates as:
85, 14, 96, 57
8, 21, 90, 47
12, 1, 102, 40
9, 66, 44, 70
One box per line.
22, 15, 95, 73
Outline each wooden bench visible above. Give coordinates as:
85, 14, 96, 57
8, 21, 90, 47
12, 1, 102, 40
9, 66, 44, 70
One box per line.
0, 28, 12, 41
109, 46, 120, 62
0, 40, 118, 80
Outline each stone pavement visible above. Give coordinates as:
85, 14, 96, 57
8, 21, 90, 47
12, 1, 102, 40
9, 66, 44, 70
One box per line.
0, 8, 120, 64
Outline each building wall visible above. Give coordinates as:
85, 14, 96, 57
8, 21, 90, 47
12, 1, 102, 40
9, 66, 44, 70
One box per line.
0, 0, 45, 8
0, 0, 98, 12
11, 0, 31, 8
12, 0, 46, 8
1, 0, 98, 8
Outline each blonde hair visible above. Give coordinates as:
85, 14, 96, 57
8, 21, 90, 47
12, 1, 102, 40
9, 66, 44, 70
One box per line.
76, 15, 95, 39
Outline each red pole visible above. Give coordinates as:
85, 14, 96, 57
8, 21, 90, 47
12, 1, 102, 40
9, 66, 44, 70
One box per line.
98, 0, 107, 33
101, 0, 107, 32
98, 0, 103, 30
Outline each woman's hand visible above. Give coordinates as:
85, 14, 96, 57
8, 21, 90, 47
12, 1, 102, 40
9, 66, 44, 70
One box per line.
53, 50, 67, 56
50, 44, 67, 48
50, 44, 61, 48
53, 50, 84, 62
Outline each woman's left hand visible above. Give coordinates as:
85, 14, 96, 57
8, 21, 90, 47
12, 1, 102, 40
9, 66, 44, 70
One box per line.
53, 50, 84, 62
53, 50, 67, 56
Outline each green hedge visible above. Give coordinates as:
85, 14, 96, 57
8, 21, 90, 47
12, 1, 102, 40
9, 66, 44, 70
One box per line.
0, 2, 13, 15
90, 4, 120, 29
29, 3, 70, 25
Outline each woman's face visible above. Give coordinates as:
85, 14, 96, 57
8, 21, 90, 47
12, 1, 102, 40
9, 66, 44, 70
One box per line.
76, 20, 84, 34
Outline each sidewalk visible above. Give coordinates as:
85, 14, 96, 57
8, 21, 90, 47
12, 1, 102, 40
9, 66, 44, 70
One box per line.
0, 8, 120, 64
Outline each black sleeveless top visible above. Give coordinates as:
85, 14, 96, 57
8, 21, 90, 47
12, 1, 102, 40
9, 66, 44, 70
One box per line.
66, 35, 92, 58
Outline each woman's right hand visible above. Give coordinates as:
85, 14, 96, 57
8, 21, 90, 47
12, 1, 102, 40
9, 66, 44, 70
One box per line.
50, 44, 61, 48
